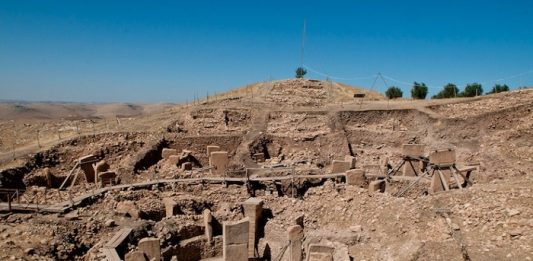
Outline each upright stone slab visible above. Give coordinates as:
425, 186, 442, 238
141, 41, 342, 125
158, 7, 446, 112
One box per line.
138, 238, 161, 261
368, 180, 386, 193
181, 162, 192, 171
125, 250, 147, 261
207, 145, 221, 156
162, 198, 178, 217
288, 225, 303, 261
306, 244, 334, 261
223, 218, 249, 261
94, 160, 110, 176
203, 209, 213, 244
344, 155, 356, 169
161, 148, 178, 159
167, 155, 180, 166
402, 144, 425, 176
402, 144, 425, 157
210, 151, 229, 175
242, 197, 263, 258
429, 149, 456, 166
98, 171, 116, 187
331, 160, 351, 174
345, 169, 366, 187
79, 155, 98, 183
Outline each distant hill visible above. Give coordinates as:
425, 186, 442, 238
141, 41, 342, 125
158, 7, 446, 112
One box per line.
0, 102, 175, 120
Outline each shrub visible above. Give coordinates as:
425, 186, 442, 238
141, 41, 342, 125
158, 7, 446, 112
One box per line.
432, 83, 459, 99
488, 84, 509, 94
385, 86, 403, 99
411, 82, 428, 99
295, 67, 307, 78
460, 83, 483, 97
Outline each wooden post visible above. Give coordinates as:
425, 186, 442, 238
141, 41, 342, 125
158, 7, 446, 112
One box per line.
37, 129, 41, 148
7, 193, 11, 212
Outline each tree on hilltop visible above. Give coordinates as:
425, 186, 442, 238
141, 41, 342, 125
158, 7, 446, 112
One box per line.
385, 86, 403, 99
411, 82, 428, 99
295, 67, 307, 78
432, 83, 459, 99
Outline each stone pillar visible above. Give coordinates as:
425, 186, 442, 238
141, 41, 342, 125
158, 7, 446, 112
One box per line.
345, 169, 366, 187
402, 144, 425, 176
138, 238, 161, 261
125, 250, 147, 261
79, 155, 97, 184
288, 225, 303, 261
331, 160, 351, 173
161, 148, 178, 159
368, 180, 386, 193
203, 209, 213, 244
207, 145, 221, 156
162, 198, 178, 217
210, 151, 229, 175
344, 155, 356, 169
242, 197, 263, 258
223, 218, 249, 261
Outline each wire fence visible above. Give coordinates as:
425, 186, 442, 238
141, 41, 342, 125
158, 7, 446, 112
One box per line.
0, 116, 159, 162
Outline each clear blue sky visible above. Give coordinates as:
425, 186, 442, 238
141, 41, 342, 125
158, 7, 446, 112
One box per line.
1, 1, 532, 103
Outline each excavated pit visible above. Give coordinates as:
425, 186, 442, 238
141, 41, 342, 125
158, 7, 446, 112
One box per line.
0, 85, 532, 261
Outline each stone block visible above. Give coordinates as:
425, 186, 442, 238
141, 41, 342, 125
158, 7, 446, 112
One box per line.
210, 151, 229, 175
138, 237, 161, 261
207, 145, 221, 156
402, 144, 425, 157
161, 148, 178, 159
345, 169, 366, 187
344, 155, 356, 169
223, 218, 249, 261
331, 160, 351, 174
94, 160, 110, 174
98, 171, 116, 187
254, 153, 265, 163
79, 155, 98, 183
162, 198, 178, 217
429, 149, 456, 166
115, 200, 140, 219
125, 250, 147, 261
203, 209, 213, 244
403, 160, 423, 176
307, 244, 334, 261
182, 162, 192, 171
368, 180, 386, 193
167, 155, 180, 166
429, 170, 452, 194
224, 243, 248, 261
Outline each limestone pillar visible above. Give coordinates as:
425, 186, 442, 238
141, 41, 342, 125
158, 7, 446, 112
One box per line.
288, 225, 303, 261
242, 197, 263, 258
223, 218, 249, 261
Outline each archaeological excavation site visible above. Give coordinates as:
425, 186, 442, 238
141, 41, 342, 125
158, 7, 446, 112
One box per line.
0, 79, 532, 261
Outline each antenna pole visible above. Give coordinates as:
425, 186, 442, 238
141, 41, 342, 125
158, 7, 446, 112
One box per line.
301, 18, 306, 67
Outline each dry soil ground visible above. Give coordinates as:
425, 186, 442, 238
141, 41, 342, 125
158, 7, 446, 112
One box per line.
0, 79, 531, 261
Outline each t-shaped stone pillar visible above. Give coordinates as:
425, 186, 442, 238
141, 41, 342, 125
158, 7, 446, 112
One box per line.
288, 225, 303, 261
223, 218, 249, 261
242, 197, 263, 258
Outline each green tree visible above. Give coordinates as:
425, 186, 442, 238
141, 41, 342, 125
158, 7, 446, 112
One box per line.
411, 82, 428, 99
385, 86, 403, 99
295, 67, 307, 78
432, 83, 459, 99
460, 83, 483, 97
487, 84, 509, 94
